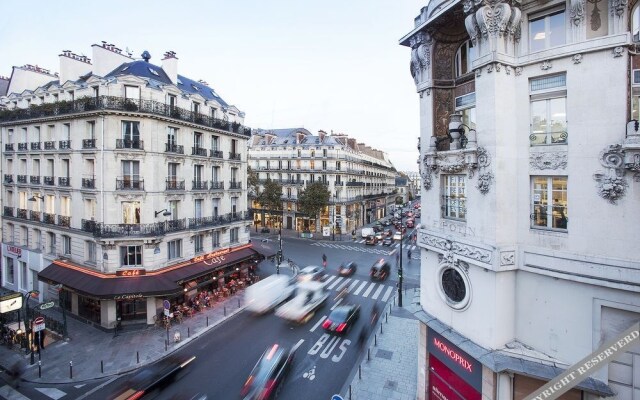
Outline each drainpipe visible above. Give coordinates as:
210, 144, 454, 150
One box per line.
101, 114, 105, 271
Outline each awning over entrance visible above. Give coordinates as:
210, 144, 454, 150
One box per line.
39, 245, 261, 300
250, 242, 277, 260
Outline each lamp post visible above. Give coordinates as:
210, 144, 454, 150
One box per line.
398, 212, 404, 308
21, 290, 40, 364
277, 210, 283, 275
332, 194, 336, 241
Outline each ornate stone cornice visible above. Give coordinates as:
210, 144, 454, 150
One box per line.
421, 146, 493, 194
463, 0, 522, 56
529, 152, 568, 170
409, 31, 434, 86
420, 230, 494, 265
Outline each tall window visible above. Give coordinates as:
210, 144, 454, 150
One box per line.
230, 227, 239, 243
87, 121, 96, 140
122, 160, 141, 188
124, 85, 140, 101
5, 258, 14, 284
85, 199, 96, 220
194, 234, 204, 253
530, 74, 567, 145
61, 196, 70, 216
167, 127, 178, 147
34, 229, 41, 250
442, 175, 466, 220
86, 241, 96, 263
212, 135, 219, 151
212, 166, 220, 183
231, 197, 238, 217
169, 200, 179, 220
455, 40, 477, 77
194, 199, 203, 218
529, 9, 566, 53
212, 231, 220, 248
194, 165, 204, 183
456, 93, 476, 130
19, 261, 27, 290
531, 176, 568, 230
167, 239, 182, 260
122, 201, 141, 224
62, 235, 71, 255
21, 226, 28, 246
122, 121, 140, 147
212, 198, 219, 217
48, 232, 56, 254
194, 132, 203, 149
121, 245, 142, 267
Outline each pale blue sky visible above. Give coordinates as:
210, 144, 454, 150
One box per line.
1, 1, 424, 171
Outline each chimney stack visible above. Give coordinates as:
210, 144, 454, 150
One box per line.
162, 51, 178, 85
58, 49, 92, 84
91, 41, 133, 77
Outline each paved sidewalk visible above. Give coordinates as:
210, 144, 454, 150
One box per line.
0, 290, 247, 384
343, 288, 421, 400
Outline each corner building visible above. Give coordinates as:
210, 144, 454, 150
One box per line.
0, 42, 260, 329
401, 0, 639, 399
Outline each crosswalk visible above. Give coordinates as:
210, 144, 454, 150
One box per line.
321, 275, 395, 302
310, 241, 418, 255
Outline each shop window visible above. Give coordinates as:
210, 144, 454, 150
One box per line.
530, 74, 567, 145
121, 245, 142, 267
442, 175, 466, 220
118, 298, 146, 322
5, 258, 14, 284
529, 9, 566, 53
168, 239, 182, 260
531, 176, 568, 230
78, 296, 101, 323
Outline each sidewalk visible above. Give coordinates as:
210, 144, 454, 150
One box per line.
343, 288, 421, 400
0, 290, 247, 384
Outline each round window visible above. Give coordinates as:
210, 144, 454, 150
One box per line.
437, 263, 472, 311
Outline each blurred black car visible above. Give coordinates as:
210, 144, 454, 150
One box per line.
382, 219, 392, 226
370, 259, 391, 281
382, 237, 393, 246
241, 344, 295, 400
365, 235, 378, 245
322, 304, 360, 334
338, 262, 357, 276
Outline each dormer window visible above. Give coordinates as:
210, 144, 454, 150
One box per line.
192, 84, 199, 91
148, 67, 159, 76
455, 40, 476, 77
177, 78, 183, 85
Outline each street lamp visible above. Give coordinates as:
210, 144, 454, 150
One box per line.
21, 290, 40, 364
332, 193, 336, 241
277, 209, 283, 275
398, 212, 404, 307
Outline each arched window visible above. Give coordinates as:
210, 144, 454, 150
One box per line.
455, 40, 477, 77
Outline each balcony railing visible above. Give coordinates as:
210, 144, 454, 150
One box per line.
43, 213, 56, 224
529, 131, 568, 146
82, 219, 187, 238
189, 215, 227, 229
210, 149, 223, 158
165, 143, 184, 154
30, 176, 40, 184
30, 210, 41, 221
43, 176, 55, 186
59, 140, 71, 150
58, 215, 71, 227
5, 143, 14, 151
166, 179, 185, 190
165, 219, 186, 233
17, 208, 27, 219
82, 178, 96, 189
44, 141, 56, 150
346, 181, 365, 186
192, 146, 208, 157
210, 181, 224, 190
18, 143, 28, 151
31, 142, 41, 150
116, 139, 144, 150
228, 152, 241, 161
3, 206, 13, 217
81, 219, 97, 232
116, 178, 144, 190
4, 174, 13, 183
82, 139, 96, 149
229, 181, 242, 190
58, 177, 70, 186
0, 96, 252, 137
17, 175, 27, 184
192, 180, 208, 190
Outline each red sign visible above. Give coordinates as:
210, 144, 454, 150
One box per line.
427, 328, 482, 392
6, 245, 22, 257
116, 269, 146, 277
191, 248, 230, 263
428, 355, 480, 400
34, 316, 45, 324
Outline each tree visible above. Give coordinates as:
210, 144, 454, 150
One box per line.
297, 182, 331, 230
246, 166, 259, 198
257, 178, 284, 227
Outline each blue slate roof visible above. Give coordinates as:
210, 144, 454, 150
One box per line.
105, 60, 228, 107
252, 127, 342, 146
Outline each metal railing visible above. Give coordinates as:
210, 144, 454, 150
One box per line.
529, 131, 568, 146
59, 140, 71, 150
58, 177, 70, 186
30, 142, 41, 150
30, 176, 40, 184
58, 215, 71, 227
5, 143, 14, 151
4, 174, 13, 183
192, 146, 208, 157
82, 178, 95, 189
17, 175, 27, 183
30, 210, 41, 221
43, 213, 56, 224
229, 181, 242, 190
192, 180, 208, 190
116, 139, 144, 150
165, 143, 184, 154
228, 152, 241, 161
210, 149, 224, 158
18, 143, 28, 151
17, 208, 27, 219
43, 176, 55, 186
210, 181, 224, 190
116, 178, 144, 190
3, 206, 13, 217
166, 179, 185, 190
44, 141, 56, 150
82, 139, 96, 149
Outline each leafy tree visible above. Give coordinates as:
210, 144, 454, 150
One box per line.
246, 166, 259, 198
297, 182, 331, 228
257, 178, 284, 226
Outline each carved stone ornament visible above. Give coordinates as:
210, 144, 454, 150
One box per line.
610, 0, 628, 17
469, 0, 523, 51
515, 67, 523, 76
572, 54, 583, 64
593, 144, 628, 203
475, 147, 493, 194
500, 251, 515, 266
422, 234, 493, 264
570, 0, 585, 26
541, 60, 553, 70
612, 47, 624, 57
529, 152, 568, 170
409, 32, 433, 85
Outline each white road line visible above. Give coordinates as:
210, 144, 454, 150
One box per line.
381, 286, 394, 302
371, 285, 384, 300
354, 281, 368, 295
323, 275, 336, 286
331, 298, 343, 310
292, 339, 305, 352
310, 315, 327, 332
348, 279, 359, 291
327, 277, 344, 290
362, 282, 377, 298
0, 385, 31, 400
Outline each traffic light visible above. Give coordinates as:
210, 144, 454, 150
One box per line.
397, 268, 402, 278
276, 250, 282, 264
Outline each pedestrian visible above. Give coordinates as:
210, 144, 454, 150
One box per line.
322, 253, 327, 268
358, 326, 367, 350
407, 249, 412, 260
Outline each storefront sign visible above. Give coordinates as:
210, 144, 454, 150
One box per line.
191, 247, 230, 263
116, 269, 146, 277
433, 220, 476, 237
37, 301, 55, 311
428, 328, 482, 392
113, 293, 144, 300
0, 292, 22, 314
6, 245, 22, 257
33, 316, 46, 333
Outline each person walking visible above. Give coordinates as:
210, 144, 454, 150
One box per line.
407, 249, 412, 260
322, 253, 327, 268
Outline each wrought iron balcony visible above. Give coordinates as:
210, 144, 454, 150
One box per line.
30, 176, 40, 184
43, 213, 56, 224
210, 149, 223, 158
4, 174, 13, 183
192, 180, 208, 190
82, 178, 96, 189
116, 178, 144, 190
188, 215, 226, 229
43, 176, 55, 186
116, 139, 143, 150
210, 181, 224, 190
228, 152, 241, 161
3, 206, 13, 217
58, 177, 70, 187
18, 143, 28, 151
166, 178, 185, 190
44, 141, 56, 150
57, 215, 71, 227
30, 142, 41, 150
82, 139, 96, 149
229, 181, 242, 190
5, 143, 14, 151
59, 140, 71, 150
17, 175, 27, 184
30, 210, 41, 221
346, 181, 365, 186
81, 219, 97, 233
165, 218, 186, 233
165, 143, 184, 154
192, 146, 208, 157
284, 179, 304, 185
83, 219, 187, 238
17, 208, 27, 219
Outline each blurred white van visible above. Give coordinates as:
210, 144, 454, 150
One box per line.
245, 275, 295, 314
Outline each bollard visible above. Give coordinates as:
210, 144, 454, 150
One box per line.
393, 297, 396, 306
380, 323, 383, 334
165, 340, 168, 351
349, 385, 352, 399
367, 348, 370, 361
206, 316, 209, 326
188, 327, 190, 338
375, 334, 377, 346
101, 360, 104, 373
38, 360, 41, 378
238, 298, 241, 307
359, 365, 361, 379
224, 306, 227, 316
69, 361, 73, 379
136, 351, 140, 364
386, 313, 388, 323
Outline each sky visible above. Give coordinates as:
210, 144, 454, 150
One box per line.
0, 0, 424, 172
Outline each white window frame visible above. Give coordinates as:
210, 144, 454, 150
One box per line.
529, 74, 567, 146
531, 176, 568, 231
62, 235, 72, 255
212, 231, 220, 248
194, 234, 204, 253
168, 239, 182, 260
442, 175, 466, 220
86, 241, 96, 263
121, 245, 142, 267
455, 40, 477, 77
19, 261, 27, 290
529, 8, 566, 53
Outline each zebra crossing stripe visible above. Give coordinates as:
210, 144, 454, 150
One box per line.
323, 275, 336, 286
310, 315, 327, 332
330, 298, 343, 310
348, 279, 359, 291
327, 277, 344, 290
381, 286, 394, 302
371, 285, 384, 300
362, 283, 377, 298
354, 281, 368, 295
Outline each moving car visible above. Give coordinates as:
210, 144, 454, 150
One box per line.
322, 304, 360, 334
297, 266, 324, 282
370, 259, 391, 281
361, 227, 375, 238
241, 344, 295, 400
365, 235, 378, 245
392, 231, 402, 241
245, 275, 296, 314
375, 231, 384, 240
338, 262, 357, 277
406, 219, 415, 228
384, 229, 393, 237
382, 237, 393, 246
275, 281, 328, 324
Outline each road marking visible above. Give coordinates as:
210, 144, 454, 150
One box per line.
35, 388, 67, 400
348, 279, 360, 291
371, 285, 384, 300
354, 281, 368, 295
331, 299, 343, 310
323, 275, 336, 286
310, 315, 327, 332
292, 338, 305, 352
327, 277, 344, 290
362, 283, 376, 298
0, 385, 30, 400
381, 286, 394, 302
